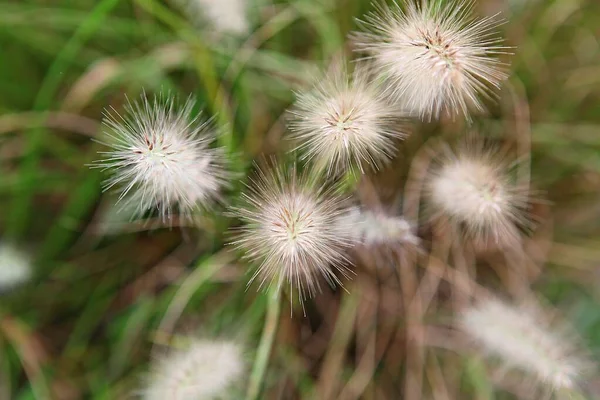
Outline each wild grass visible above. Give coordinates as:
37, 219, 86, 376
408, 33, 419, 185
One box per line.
0, 0, 599, 399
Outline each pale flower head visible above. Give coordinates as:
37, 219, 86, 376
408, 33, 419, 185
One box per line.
288, 62, 406, 175
426, 140, 530, 244
231, 163, 355, 300
142, 339, 244, 400
177, 0, 249, 35
343, 207, 419, 248
460, 298, 589, 391
353, 0, 508, 120
0, 243, 32, 291
94, 93, 227, 223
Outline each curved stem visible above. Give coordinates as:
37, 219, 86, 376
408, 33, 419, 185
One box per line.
246, 287, 281, 400
152, 251, 232, 354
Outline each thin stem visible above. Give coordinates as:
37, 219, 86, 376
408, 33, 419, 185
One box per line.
317, 288, 360, 399
246, 287, 281, 400
504, 79, 531, 191
152, 251, 232, 355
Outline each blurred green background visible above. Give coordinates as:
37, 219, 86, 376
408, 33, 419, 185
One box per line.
0, 0, 600, 398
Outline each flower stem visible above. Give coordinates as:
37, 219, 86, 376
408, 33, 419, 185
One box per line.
245, 287, 281, 400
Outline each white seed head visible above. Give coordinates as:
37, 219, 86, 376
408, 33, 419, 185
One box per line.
142, 340, 244, 400
353, 0, 508, 120
342, 207, 419, 248
94, 94, 226, 222
178, 0, 249, 35
0, 243, 31, 291
231, 164, 354, 300
460, 299, 587, 390
426, 142, 529, 244
288, 63, 405, 175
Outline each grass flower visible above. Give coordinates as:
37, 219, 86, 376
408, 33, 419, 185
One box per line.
231, 163, 354, 300
425, 141, 530, 244
142, 339, 244, 400
288, 62, 405, 175
94, 94, 226, 222
353, 0, 508, 120
0, 243, 31, 291
343, 207, 419, 248
178, 0, 249, 35
460, 298, 587, 391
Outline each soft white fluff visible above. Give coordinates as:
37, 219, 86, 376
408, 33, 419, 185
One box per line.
95, 94, 226, 222
0, 243, 31, 290
343, 208, 419, 247
426, 142, 529, 244
231, 164, 354, 300
461, 299, 585, 390
143, 340, 244, 400
353, 0, 508, 120
181, 0, 249, 35
288, 62, 405, 175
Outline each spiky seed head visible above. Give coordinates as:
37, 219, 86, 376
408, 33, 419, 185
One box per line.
343, 208, 419, 248
460, 298, 587, 390
0, 243, 31, 291
426, 141, 530, 244
231, 164, 355, 300
288, 62, 406, 175
353, 0, 508, 120
94, 94, 227, 222
142, 340, 244, 400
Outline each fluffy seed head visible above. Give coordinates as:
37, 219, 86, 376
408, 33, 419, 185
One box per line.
353, 0, 508, 120
94, 94, 226, 222
460, 298, 587, 390
142, 340, 244, 400
177, 0, 249, 35
426, 141, 530, 244
0, 243, 31, 291
288, 62, 405, 175
231, 164, 355, 300
343, 208, 419, 248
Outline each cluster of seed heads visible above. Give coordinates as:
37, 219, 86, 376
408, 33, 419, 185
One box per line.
89, 0, 592, 397
93, 0, 521, 304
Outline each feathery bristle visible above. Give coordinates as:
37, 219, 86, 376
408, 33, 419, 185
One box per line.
288, 62, 406, 175
460, 298, 587, 391
94, 94, 227, 222
353, 0, 508, 120
142, 339, 244, 400
231, 163, 355, 300
343, 207, 419, 248
426, 141, 530, 244
177, 0, 249, 35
